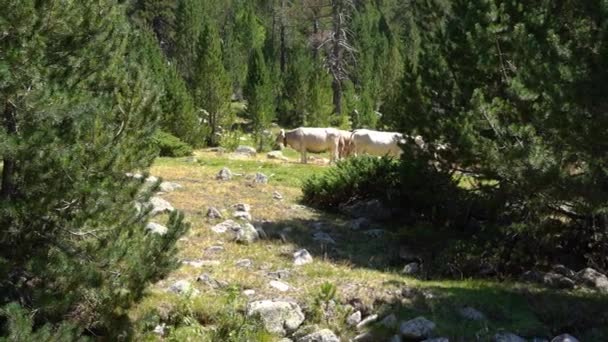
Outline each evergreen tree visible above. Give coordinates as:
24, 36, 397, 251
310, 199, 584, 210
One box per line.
0, 0, 187, 337
193, 18, 233, 146
174, 0, 205, 86
244, 47, 275, 151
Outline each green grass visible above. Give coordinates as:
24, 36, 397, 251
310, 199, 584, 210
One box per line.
129, 150, 608, 341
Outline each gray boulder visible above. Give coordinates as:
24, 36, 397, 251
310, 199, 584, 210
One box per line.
150, 196, 174, 215
294, 249, 313, 266
196, 273, 227, 289
211, 219, 241, 234
399, 317, 436, 339
356, 314, 378, 331
268, 150, 288, 161
552, 265, 576, 279
458, 306, 486, 321
160, 181, 182, 192
551, 334, 579, 342
206, 207, 223, 219
297, 329, 339, 342
233, 223, 259, 244
205, 245, 224, 253
235, 145, 257, 156
493, 333, 527, 342
233, 210, 252, 221
235, 259, 253, 268
576, 268, 608, 292
234, 203, 251, 212
346, 311, 362, 326
269, 280, 290, 292
254, 172, 269, 184
247, 300, 305, 336
312, 231, 336, 245
402, 262, 420, 275
379, 313, 398, 328
168, 280, 198, 296
217, 167, 232, 180
146, 222, 168, 236
521, 270, 575, 289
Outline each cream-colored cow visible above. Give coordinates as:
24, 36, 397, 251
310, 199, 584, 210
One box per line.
275, 127, 341, 163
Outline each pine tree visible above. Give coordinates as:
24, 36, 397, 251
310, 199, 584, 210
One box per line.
193, 18, 233, 146
244, 47, 275, 151
174, 0, 205, 86
0, 0, 187, 337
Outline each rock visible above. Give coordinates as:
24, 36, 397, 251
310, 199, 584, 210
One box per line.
152, 323, 166, 336
273, 191, 284, 200
196, 273, 227, 289
145, 222, 168, 235
458, 306, 486, 321
211, 220, 241, 234
269, 280, 290, 292
402, 262, 420, 275
389, 335, 403, 342
341, 199, 391, 221
205, 245, 224, 253
267, 269, 291, 280
150, 197, 174, 215
233, 223, 259, 244
145, 175, 159, 183
379, 313, 398, 328
233, 210, 252, 221
576, 268, 608, 292
356, 314, 378, 330
312, 231, 336, 245
235, 145, 257, 156
184, 156, 198, 163
247, 300, 305, 336
363, 229, 386, 238
346, 311, 362, 326
234, 203, 251, 212
552, 265, 576, 279
182, 259, 221, 268
168, 280, 194, 295
551, 334, 579, 342
267, 150, 288, 161
521, 270, 575, 289
352, 332, 374, 342
160, 181, 182, 192
296, 329, 339, 342
206, 207, 223, 219
243, 289, 256, 297
349, 217, 371, 231
217, 167, 232, 180
235, 259, 253, 268
399, 317, 436, 339
255, 225, 268, 239
422, 339, 449, 342
493, 333, 527, 342
254, 172, 269, 184
278, 339, 293, 342
399, 246, 422, 263
294, 249, 313, 266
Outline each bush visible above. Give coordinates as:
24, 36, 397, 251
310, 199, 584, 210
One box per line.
154, 131, 194, 157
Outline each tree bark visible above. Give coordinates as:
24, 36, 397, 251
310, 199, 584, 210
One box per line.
1, 102, 17, 200
279, 0, 287, 73
331, 0, 343, 115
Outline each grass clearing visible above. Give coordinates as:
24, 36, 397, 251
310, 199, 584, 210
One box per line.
130, 150, 608, 341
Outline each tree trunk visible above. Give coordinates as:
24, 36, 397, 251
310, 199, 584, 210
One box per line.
279, 0, 287, 73
331, 0, 343, 115
1, 102, 17, 200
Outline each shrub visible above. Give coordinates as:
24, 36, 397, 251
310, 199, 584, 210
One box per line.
154, 131, 194, 157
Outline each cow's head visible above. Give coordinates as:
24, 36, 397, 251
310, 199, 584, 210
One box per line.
275, 129, 286, 150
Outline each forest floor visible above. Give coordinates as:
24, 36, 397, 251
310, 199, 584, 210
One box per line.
129, 148, 608, 341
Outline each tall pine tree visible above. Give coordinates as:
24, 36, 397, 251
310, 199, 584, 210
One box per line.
244, 47, 275, 151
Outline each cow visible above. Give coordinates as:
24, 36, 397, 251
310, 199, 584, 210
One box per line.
275, 127, 341, 164
337, 129, 354, 159
350, 129, 405, 157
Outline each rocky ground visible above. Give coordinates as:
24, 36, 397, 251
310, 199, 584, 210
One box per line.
129, 148, 608, 341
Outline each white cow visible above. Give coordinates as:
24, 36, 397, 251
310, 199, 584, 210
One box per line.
337, 129, 354, 159
275, 127, 341, 163
350, 129, 405, 157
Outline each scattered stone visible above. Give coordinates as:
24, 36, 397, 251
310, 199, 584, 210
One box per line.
269, 280, 290, 292
233, 223, 260, 244
422, 339, 449, 342
293, 249, 313, 266
349, 217, 371, 231
297, 329, 339, 342
182, 259, 220, 268
458, 306, 486, 321
356, 314, 378, 330
160, 181, 182, 192
521, 270, 576, 289
267, 269, 291, 280
552, 265, 576, 279
233, 210, 252, 221
254, 172, 269, 184
551, 334, 579, 342
352, 332, 374, 342
389, 335, 403, 342
399, 317, 436, 339
493, 333, 527, 342
168, 280, 195, 295
402, 262, 420, 275
152, 323, 166, 336
184, 156, 198, 163
234, 203, 251, 212
247, 300, 305, 336
267, 150, 288, 161
206, 207, 223, 219
273, 191, 284, 200
126, 172, 143, 180
576, 268, 608, 292
243, 289, 256, 297
346, 311, 362, 326
205, 245, 224, 253
363, 229, 386, 238
196, 273, 227, 289
217, 167, 232, 181
278, 339, 293, 342
235, 259, 253, 268
255, 225, 268, 239
150, 196, 174, 215
211, 219, 241, 234
379, 313, 398, 328
312, 231, 336, 245
145, 222, 168, 236
145, 175, 159, 183
235, 145, 257, 156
